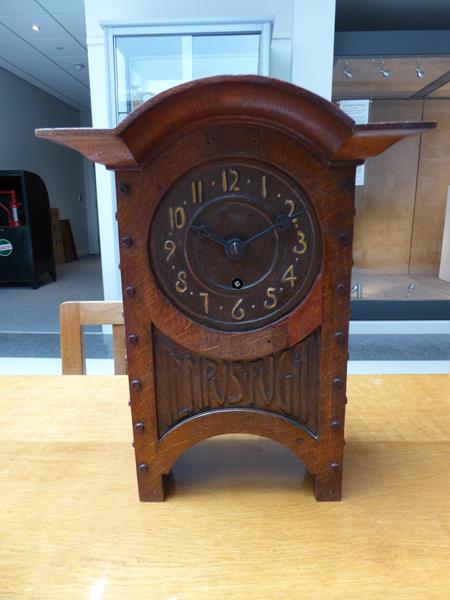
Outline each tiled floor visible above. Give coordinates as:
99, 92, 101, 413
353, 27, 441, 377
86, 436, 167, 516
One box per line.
351, 269, 450, 301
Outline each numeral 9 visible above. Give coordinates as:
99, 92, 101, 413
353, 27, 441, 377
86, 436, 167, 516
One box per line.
164, 239, 176, 261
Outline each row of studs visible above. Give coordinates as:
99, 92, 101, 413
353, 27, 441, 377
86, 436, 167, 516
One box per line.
327, 192, 353, 476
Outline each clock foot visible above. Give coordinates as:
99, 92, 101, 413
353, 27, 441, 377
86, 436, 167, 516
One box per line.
137, 469, 165, 502
312, 468, 343, 501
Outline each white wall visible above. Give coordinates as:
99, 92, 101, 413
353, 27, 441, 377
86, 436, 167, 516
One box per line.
0, 67, 90, 256
85, 0, 336, 299
291, 0, 336, 100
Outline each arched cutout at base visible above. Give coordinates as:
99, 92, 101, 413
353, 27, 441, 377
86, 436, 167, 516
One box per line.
157, 409, 318, 475
166, 433, 310, 498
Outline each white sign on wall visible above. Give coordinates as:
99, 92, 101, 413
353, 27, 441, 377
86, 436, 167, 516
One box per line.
339, 99, 370, 186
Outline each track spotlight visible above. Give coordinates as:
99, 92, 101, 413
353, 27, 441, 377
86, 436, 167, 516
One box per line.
379, 61, 391, 78
415, 62, 425, 79
343, 61, 353, 79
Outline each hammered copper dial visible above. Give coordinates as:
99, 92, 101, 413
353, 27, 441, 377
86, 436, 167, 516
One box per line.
149, 161, 321, 331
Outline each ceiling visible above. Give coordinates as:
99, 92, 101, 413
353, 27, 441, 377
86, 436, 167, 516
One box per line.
335, 0, 450, 31
2, 1, 450, 113
0, 0, 89, 111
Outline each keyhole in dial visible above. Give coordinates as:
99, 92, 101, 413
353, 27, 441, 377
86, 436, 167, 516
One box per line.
232, 278, 243, 289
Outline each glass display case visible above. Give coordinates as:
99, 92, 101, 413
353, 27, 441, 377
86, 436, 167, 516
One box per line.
333, 56, 450, 321
107, 21, 272, 123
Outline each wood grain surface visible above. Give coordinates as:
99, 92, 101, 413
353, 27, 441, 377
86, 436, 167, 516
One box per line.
0, 374, 449, 599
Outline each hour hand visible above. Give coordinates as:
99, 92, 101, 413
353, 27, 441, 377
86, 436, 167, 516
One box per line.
190, 223, 228, 248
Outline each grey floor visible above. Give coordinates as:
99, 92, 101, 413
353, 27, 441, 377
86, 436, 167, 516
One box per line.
0, 255, 449, 361
0, 255, 113, 359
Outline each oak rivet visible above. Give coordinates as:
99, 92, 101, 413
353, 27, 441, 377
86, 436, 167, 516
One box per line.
128, 399, 131, 406
128, 334, 138, 345
335, 331, 345, 344
338, 231, 349, 244
119, 182, 130, 195
336, 283, 346, 295
135, 422, 145, 432
332, 376, 344, 388
131, 379, 141, 391
331, 420, 341, 430
330, 462, 340, 471
125, 286, 136, 297
138, 463, 148, 473
121, 235, 133, 248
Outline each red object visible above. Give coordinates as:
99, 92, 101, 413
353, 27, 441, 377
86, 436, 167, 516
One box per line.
0, 190, 22, 227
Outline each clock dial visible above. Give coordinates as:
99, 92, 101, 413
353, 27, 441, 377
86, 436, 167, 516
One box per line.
149, 162, 321, 331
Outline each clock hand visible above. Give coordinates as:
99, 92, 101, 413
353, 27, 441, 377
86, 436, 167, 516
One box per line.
190, 223, 228, 248
244, 209, 304, 246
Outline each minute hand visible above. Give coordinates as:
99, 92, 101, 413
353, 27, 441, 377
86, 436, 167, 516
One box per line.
244, 210, 304, 246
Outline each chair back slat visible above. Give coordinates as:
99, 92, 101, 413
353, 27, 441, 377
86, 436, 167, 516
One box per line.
60, 301, 126, 374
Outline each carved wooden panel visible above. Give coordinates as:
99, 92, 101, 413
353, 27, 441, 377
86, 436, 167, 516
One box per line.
154, 328, 320, 438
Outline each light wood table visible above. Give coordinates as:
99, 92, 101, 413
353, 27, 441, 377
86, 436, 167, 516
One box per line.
1, 374, 449, 599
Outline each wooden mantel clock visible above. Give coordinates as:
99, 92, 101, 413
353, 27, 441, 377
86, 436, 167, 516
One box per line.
36, 76, 434, 501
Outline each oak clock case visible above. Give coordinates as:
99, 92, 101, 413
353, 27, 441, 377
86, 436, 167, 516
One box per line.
35, 75, 434, 504
149, 161, 322, 331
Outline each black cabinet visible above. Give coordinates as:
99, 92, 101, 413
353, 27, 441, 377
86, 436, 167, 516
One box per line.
0, 171, 56, 288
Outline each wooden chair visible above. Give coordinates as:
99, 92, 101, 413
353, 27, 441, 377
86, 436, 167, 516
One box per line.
60, 301, 126, 374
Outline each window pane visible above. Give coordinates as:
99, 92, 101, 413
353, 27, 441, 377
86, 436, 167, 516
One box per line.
192, 34, 260, 78
115, 35, 184, 121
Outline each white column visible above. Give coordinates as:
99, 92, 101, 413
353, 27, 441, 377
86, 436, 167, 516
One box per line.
439, 186, 450, 283
291, 0, 336, 100
86, 34, 122, 300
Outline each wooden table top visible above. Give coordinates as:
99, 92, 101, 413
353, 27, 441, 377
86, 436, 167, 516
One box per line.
1, 374, 449, 599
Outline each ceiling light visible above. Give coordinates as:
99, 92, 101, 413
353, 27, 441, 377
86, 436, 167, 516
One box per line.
73, 64, 85, 71
343, 61, 353, 79
416, 62, 425, 79
31, 24, 40, 32
379, 61, 391, 78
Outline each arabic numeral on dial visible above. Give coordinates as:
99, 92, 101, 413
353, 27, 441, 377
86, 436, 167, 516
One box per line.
222, 168, 240, 192
191, 179, 203, 204
293, 231, 308, 255
231, 298, 245, 321
175, 271, 188, 293
169, 206, 186, 230
264, 287, 277, 309
261, 175, 267, 198
282, 264, 297, 287
164, 239, 176, 261
199, 292, 209, 314
285, 199, 296, 217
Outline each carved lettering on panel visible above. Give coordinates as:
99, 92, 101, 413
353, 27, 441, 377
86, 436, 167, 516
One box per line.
154, 328, 320, 437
